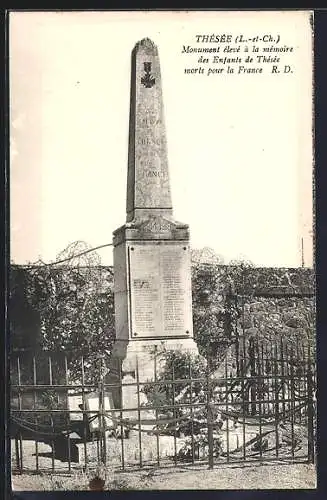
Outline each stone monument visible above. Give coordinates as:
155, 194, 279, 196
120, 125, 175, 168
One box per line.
112, 38, 198, 387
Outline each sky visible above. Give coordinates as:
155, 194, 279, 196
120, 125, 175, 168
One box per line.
9, 10, 314, 268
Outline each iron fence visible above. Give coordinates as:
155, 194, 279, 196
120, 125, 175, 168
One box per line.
10, 340, 316, 474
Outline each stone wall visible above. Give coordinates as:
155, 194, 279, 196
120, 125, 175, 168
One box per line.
10, 264, 315, 353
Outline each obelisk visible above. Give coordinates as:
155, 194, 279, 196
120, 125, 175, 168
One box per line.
112, 38, 198, 384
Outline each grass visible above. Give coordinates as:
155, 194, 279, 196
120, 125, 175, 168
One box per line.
12, 462, 317, 491
11, 422, 316, 491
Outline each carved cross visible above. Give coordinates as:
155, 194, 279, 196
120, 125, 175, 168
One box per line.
141, 62, 155, 88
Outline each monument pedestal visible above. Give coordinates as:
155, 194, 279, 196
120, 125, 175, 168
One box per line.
112, 221, 198, 382
112, 337, 199, 381
111, 337, 198, 424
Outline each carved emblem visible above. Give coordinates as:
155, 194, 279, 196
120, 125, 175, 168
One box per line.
141, 216, 172, 233
141, 62, 155, 88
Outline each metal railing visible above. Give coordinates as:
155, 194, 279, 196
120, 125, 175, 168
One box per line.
10, 340, 316, 474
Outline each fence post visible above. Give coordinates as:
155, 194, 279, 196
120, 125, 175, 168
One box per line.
306, 349, 315, 464
249, 338, 256, 416
98, 358, 107, 466
17, 355, 23, 473
206, 359, 214, 469
15, 435, 21, 473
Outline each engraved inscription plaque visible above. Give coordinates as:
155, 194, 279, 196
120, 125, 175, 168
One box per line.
129, 244, 192, 338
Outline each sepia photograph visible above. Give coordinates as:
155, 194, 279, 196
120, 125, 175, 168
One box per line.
9, 10, 315, 491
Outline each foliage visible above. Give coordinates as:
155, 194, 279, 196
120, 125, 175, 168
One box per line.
143, 349, 208, 414
191, 259, 315, 364
10, 242, 115, 382
142, 349, 226, 460
191, 260, 257, 365
177, 432, 223, 461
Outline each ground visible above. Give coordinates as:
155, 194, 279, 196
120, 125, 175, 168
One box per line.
11, 426, 316, 491
12, 462, 316, 490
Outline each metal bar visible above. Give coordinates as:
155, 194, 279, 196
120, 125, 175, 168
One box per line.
285, 342, 290, 425
207, 359, 214, 469
50, 412, 55, 471
17, 356, 23, 473
225, 355, 229, 463
242, 334, 246, 378
64, 356, 71, 472
280, 339, 286, 420
96, 435, 100, 463
273, 342, 279, 458
172, 364, 177, 466
19, 433, 23, 473
97, 360, 102, 459
12, 384, 101, 389
241, 267, 246, 377
14, 436, 20, 472
260, 343, 266, 416
290, 348, 295, 460
12, 393, 305, 415
81, 356, 88, 469
11, 372, 301, 390
119, 361, 125, 470
12, 359, 21, 472
98, 360, 103, 464
306, 344, 315, 464
154, 352, 160, 466
189, 358, 195, 465
296, 341, 302, 425
241, 352, 246, 461
49, 356, 56, 471
33, 354, 37, 383
299, 341, 305, 425
100, 358, 107, 465
18, 453, 308, 473
17, 355, 21, 386
249, 338, 256, 416
49, 356, 53, 386
265, 342, 271, 417
33, 356, 39, 472
136, 357, 142, 467
256, 339, 263, 459
235, 291, 240, 377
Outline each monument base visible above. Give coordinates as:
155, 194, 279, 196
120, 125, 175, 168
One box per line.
110, 338, 199, 420
112, 337, 199, 381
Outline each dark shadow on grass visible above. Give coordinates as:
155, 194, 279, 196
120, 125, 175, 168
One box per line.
114, 457, 312, 479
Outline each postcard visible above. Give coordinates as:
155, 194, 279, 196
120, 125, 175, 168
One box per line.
9, 10, 315, 491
